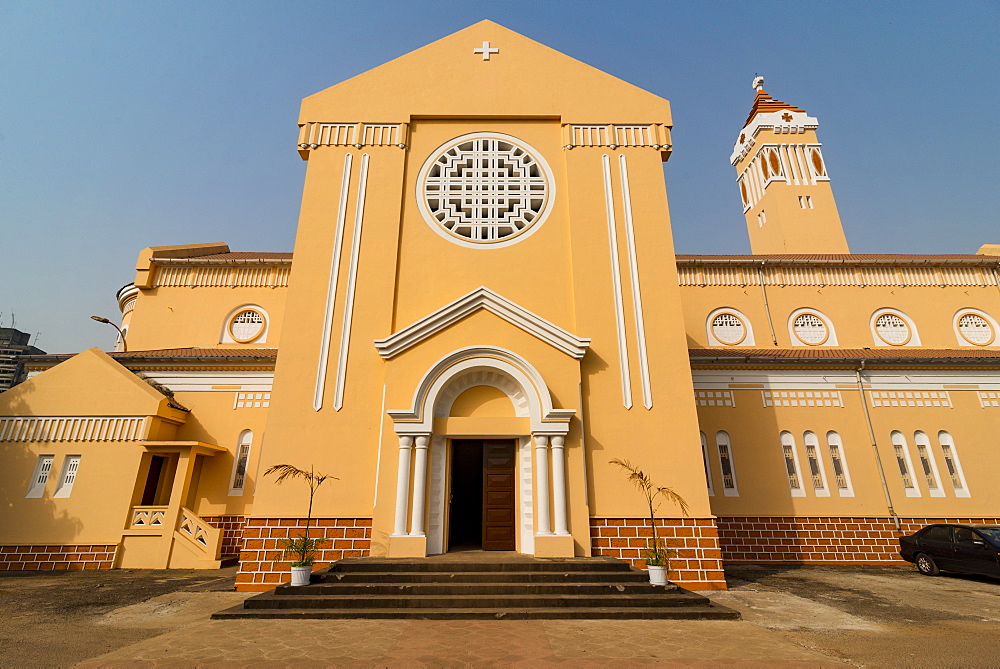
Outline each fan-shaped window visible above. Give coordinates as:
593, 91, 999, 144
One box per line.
707, 308, 754, 346
790, 311, 830, 346
955, 311, 996, 346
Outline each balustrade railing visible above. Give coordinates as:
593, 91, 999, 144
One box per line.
129, 505, 168, 528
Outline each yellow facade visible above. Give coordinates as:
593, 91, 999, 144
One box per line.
2, 22, 998, 590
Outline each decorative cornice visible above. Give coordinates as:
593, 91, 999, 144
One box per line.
374, 287, 590, 360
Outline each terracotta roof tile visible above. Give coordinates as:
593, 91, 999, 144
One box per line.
25, 348, 278, 361
690, 348, 1000, 362
744, 89, 807, 128
184, 252, 292, 260
676, 254, 997, 264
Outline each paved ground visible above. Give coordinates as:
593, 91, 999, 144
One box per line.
3, 563, 1000, 666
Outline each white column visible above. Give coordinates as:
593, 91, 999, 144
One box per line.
551, 434, 569, 535
408, 434, 430, 537
392, 435, 413, 536
534, 434, 551, 536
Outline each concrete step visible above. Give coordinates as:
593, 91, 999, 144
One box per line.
312, 570, 651, 585
277, 581, 675, 596
327, 558, 633, 574
241, 592, 710, 610
213, 605, 740, 620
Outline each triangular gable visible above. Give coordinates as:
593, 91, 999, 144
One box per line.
300, 20, 672, 124
374, 287, 590, 360
0, 347, 184, 420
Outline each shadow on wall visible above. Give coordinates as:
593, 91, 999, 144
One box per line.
0, 383, 84, 544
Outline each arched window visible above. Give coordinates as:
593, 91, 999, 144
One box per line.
706, 308, 755, 346
913, 431, 944, 497
937, 431, 969, 497
229, 430, 253, 495
700, 432, 715, 496
779, 431, 805, 496
826, 431, 853, 497
803, 431, 829, 496
890, 431, 919, 497
716, 431, 738, 496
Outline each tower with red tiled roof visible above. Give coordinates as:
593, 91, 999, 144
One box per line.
731, 77, 850, 254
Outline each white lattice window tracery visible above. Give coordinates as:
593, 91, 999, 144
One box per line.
228, 309, 265, 343
957, 313, 994, 345
793, 313, 829, 345
420, 134, 551, 245
875, 313, 910, 345
711, 312, 746, 345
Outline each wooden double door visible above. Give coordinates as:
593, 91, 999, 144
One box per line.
448, 439, 516, 551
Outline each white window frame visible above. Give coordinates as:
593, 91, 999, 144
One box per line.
826, 431, 854, 497
779, 431, 806, 496
787, 308, 838, 347
913, 431, 944, 497
700, 432, 715, 496
26, 454, 55, 498
870, 308, 921, 347
937, 431, 970, 498
53, 455, 81, 498
803, 431, 830, 497
716, 431, 739, 496
229, 430, 253, 495
706, 307, 755, 347
890, 430, 920, 497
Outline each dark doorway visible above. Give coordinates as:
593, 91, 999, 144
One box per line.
141, 455, 168, 506
448, 439, 516, 551
449, 440, 483, 549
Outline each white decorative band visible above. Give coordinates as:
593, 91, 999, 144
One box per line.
298, 122, 408, 150
153, 265, 290, 288
0, 417, 146, 442
566, 124, 670, 150
677, 263, 998, 289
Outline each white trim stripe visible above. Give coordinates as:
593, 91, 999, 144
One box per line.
602, 154, 632, 409
618, 155, 652, 409
0, 417, 146, 442
334, 153, 370, 411
314, 152, 353, 411
373, 287, 590, 360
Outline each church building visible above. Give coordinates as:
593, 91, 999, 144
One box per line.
2, 22, 998, 592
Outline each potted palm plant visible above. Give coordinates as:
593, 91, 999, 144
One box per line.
263, 463, 337, 586
609, 458, 689, 586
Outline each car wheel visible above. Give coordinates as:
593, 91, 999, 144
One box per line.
915, 553, 940, 576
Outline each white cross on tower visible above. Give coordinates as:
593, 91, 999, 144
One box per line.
473, 40, 499, 61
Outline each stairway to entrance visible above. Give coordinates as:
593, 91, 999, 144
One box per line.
214, 553, 739, 620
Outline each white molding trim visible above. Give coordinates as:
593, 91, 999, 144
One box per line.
387, 346, 574, 435
373, 286, 590, 360
602, 154, 632, 409
334, 153, 370, 411
518, 436, 535, 554
618, 154, 652, 409
314, 152, 353, 411
0, 416, 146, 442
427, 435, 447, 554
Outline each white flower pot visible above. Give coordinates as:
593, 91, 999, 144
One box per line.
647, 565, 667, 586
290, 565, 312, 587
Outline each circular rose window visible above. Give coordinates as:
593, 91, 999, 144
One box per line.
417, 133, 554, 248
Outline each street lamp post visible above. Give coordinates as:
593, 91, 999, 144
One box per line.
90, 315, 127, 352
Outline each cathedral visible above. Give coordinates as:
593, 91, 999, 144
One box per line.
2, 22, 998, 591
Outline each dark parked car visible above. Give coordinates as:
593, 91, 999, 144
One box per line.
900, 524, 1000, 577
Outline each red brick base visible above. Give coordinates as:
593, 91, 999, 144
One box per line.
202, 515, 247, 557
590, 518, 727, 590
235, 517, 371, 591
0, 544, 117, 570
717, 516, 1000, 563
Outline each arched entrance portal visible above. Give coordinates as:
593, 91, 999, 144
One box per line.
386, 347, 576, 558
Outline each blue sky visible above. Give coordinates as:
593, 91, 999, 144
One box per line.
3, 1, 998, 353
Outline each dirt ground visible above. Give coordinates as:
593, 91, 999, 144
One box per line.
708, 564, 1000, 667
0, 567, 245, 667
3, 563, 1000, 666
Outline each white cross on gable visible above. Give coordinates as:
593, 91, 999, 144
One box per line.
473, 41, 500, 61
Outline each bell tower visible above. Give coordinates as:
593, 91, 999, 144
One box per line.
731, 77, 850, 254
